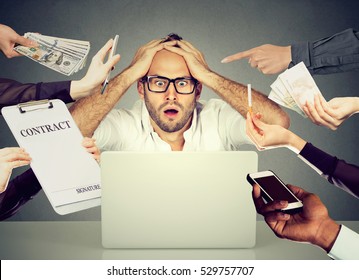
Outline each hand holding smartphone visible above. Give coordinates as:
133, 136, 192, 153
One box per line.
247, 170, 303, 213
101, 35, 119, 94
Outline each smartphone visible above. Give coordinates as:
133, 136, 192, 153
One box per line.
101, 34, 119, 94
247, 170, 303, 213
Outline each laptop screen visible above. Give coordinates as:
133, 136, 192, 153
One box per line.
101, 151, 257, 248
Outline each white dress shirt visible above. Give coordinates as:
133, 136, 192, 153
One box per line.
328, 225, 359, 260
94, 99, 252, 151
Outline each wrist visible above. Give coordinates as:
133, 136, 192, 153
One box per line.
201, 70, 223, 90
352, 97, 359, 114
120, 66, 139, 86
0, 171, 12, 194
287, 130, 306, 153
284, 45, 292, 68
312, 218, 340, 253
70, 80, 94, 100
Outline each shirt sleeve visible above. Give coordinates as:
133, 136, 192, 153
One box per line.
93, 110, 124, 151
298, 142, 359, 198
0, 78, 73, 113
328, 225, 359, 260
289, 28, 359, 74
216, 101, 253, 149
0, 168, 42, 221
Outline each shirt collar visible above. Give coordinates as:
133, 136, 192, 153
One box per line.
140, 100, 153, 134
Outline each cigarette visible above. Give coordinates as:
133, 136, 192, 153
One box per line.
247, 84, 252, 114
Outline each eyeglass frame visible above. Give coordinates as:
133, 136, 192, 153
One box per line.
140, 75, 198, 95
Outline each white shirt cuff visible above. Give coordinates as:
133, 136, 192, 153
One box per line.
328, 225, 359, 260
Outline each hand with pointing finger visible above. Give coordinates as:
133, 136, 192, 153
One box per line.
221, 44, 291, 75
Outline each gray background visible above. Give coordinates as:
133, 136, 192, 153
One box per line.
0, 0, 358, 221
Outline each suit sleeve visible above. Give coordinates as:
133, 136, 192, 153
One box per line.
0, 78, 73, 113
0, 169, 42, 220
299, 142, 359, 198
289, 28, 359, 74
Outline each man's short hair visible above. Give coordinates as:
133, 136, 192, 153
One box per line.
161, 33, 182, 43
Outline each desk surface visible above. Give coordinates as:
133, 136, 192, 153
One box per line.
0, 221, 358, 260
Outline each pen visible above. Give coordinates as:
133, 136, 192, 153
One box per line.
247, 84, 252, 114
101, 35, 119, 95
101, 80, 109, 94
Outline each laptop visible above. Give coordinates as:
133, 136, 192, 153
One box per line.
101, 151, 257, 249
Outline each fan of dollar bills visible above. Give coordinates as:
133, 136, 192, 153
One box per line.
269, 62, 322, 117
14, 32, 90, 76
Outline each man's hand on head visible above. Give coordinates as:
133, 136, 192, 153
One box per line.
126, 39, 177, 83
163, 40, 211, 83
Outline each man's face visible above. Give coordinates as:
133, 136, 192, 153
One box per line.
138, 50, 201, 133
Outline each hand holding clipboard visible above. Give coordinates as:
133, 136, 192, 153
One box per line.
1, 99, 101, 215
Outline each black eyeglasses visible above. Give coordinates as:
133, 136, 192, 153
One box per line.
141, 75, 198, 94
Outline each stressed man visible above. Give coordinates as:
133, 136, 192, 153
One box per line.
70, 34, 289, 151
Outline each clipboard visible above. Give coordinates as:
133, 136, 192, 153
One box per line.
1, 99, 101, 215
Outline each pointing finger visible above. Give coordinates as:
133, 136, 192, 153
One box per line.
221, 49, 254, 63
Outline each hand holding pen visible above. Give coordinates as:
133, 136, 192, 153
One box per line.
101, 35, 119, 94
70, 38, 121, 100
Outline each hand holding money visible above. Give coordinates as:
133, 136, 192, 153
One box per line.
269, 62, 323, 118
14, 32, 90, 75
0, 24, 37, 58
303, 95, 359, 130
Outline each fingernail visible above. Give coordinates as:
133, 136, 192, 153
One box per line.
221, 58, 228, 63
283, 213, 290, 219
279, 201, 287, 206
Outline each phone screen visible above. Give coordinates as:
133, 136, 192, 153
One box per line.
255, 176, 298, 203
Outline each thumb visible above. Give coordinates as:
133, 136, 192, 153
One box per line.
251, 113, 267, 130
15, 35, 37, 48
107, 53, 121, 69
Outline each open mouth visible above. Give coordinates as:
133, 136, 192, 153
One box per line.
164, 109, 179, 117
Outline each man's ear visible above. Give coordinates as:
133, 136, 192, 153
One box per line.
195, 82, 202, 100
137, 80, 145, 100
